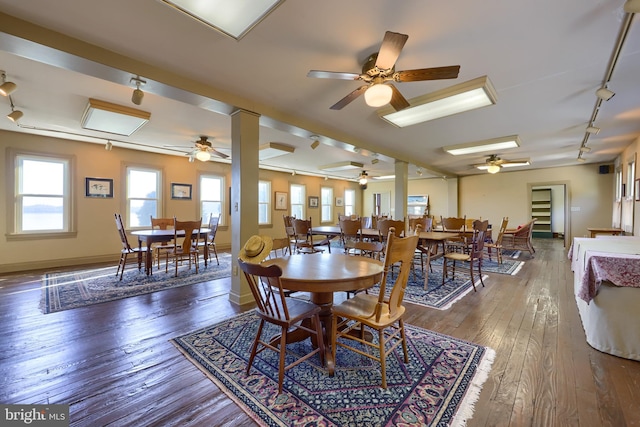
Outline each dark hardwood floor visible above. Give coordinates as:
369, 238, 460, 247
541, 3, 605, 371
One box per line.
1, 238, 638, 426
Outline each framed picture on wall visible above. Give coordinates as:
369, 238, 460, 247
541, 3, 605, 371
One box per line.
275, 192, 288, 210
308, 196, 319, 208
335, 197, 344, 207
171, 183, 192, 200
85, 177, 113, 198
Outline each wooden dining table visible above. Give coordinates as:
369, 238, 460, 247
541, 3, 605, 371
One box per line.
131, 228, 211, 275
262, 253, 384, 374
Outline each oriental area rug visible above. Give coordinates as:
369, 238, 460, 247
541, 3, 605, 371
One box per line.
41, 253, 232, 314
172, 310, 495, 427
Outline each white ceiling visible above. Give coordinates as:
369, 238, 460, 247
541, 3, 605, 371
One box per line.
0, 1, 639, 181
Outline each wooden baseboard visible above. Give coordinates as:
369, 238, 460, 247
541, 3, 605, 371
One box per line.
0, 254, 117, 274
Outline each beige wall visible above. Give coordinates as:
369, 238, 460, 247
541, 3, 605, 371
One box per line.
0, 130, 361, 273
365, 164, 616, 243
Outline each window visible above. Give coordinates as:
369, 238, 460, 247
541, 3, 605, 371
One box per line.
290, 184, 305, 219
320, 187, 333, 223
126, 166, 161, 228
200, 174, 225, 225
344, 189, 355, 216
615, 168, 623, 201
258, 180, 271, 224
626, 160, 635, 201
407, 195, 429, 215
14, 153, 71, 233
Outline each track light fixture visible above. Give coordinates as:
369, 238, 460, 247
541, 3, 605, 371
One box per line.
579, 146, 592, 152
105, 141, 113, 151
0, 71, 17, 96
596, 87, 615, 101
6, 97, 23, 123
416, 168, 423, 176
624, 0, 640, 13
131, 76, 146, 105
586, 126, 601, 134
577, 157, 586, 163
310, 135, 320, 149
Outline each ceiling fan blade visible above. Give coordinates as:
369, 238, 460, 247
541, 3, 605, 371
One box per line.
330, 85, 368, 110
210, 148, 230, 159
307, 70, 361, 80
375, 31, 408, 70
389, 84, 410, 111
394, 65, 461, 82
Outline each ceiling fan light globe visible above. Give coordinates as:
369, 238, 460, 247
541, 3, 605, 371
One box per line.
487, 164, 501, 174
195, 150, 211, 162
364, 84, 392, 107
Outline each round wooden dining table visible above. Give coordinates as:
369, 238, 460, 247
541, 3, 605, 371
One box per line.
262, 253, 384, 374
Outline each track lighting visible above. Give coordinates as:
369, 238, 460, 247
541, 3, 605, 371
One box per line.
596, 87, 615, 101
291, 170, 296, 176
0, 71, 17, 96
624, 0, 640, 13
416, 168, 423, 176
105, 141, 113, 151
310, 135, 320, 149
577, 157, 586, 163
371, 158, 379, 165
586, 126, 600, 134
188, 154, 195, 163
7, 109, 23, 123
131, 76, 146, 105
580, 146, 592, 153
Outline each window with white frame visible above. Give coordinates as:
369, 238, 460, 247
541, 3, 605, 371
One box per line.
320, 187, 333, 223
258, 180, 271, 224
200, 174, 225, 225
14, 153, 71, 233
615, 168, 623, 201
290, 184, 305, 219
626, 160, 635, 201
126, 166, 161, 228
344, 189, 355, 216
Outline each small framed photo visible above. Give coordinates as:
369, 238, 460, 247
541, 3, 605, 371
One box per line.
85, 177, 113, 198
171, 183, 192, 200
308, 196, 319, 208
275, 192, 288, 210
335, 197, 344, 207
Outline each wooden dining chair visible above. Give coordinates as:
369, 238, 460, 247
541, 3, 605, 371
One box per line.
197, 214, 220, 265
269, 237, 291, 258
283, 215, 301, 254
331, 230, 419, 389
238, 259, 325, 394
442, 219, 489, 291
486, 217, 509, 263
339, 217, 362, 251
150, 216, 176, 269
502, 218, 537, 256
343, 239, 385, 298
115, 213, 145, 280
440, 215, 468, 253
165, 218, 201, 277
292, 217, 331, 254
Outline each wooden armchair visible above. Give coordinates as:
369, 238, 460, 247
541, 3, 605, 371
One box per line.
331, 230, 419, 388
502, 218, 537, 256
239, 259, 325, 393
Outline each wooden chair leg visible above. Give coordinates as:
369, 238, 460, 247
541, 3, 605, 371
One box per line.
399, 319, 409, 363
379, 329, 387, 389
246, 319, 265, 375
278, 326, 288, 393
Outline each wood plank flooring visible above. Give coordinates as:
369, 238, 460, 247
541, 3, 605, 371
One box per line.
1, 238, 638, 426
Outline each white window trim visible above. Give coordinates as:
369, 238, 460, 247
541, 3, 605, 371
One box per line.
125, 165, 162, 229
199, 173, 226, 226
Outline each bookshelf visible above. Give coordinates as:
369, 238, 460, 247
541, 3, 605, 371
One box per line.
531, 188, 552, 238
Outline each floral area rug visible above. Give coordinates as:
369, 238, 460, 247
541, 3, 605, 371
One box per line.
430, 255, 525, 276
172, 310, 495, 427
368, 267, 485, 310
41, 253, 232, 314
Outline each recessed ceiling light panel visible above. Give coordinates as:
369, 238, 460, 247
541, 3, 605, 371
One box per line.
319, 161, 364, 172
443, 135, 521, 156
81, 98, 150, 136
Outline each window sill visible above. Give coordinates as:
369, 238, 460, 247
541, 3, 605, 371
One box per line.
6, 231, 78, 241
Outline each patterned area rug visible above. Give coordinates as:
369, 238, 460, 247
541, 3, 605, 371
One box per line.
172, 310, 495, 427
41, 253, 232, 313
369, 267, 484, 310
430, 255, 525, 276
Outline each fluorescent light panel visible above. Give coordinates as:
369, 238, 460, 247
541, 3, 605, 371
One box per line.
81, 98, 150, 136
378, 76, 497, 128
259, 142, 295, 160
161, 0, 284, 40
319, 161, 364, 172
444, 135, 521, 156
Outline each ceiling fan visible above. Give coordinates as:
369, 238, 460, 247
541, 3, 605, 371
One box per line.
164, 136, 229, 162
478, 155, 531, 174
307, 31, 460, 111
